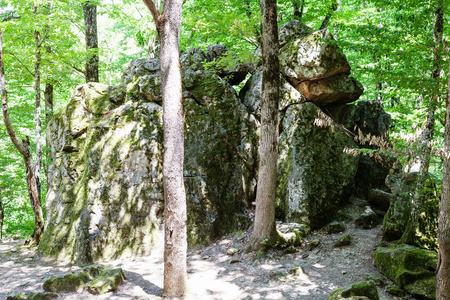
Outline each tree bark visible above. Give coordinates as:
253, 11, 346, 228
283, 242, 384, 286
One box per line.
249, 0, 280, 251
0, 187, 3, 240
147, 0, 162, 57
437, 57, 450, 300
142, 0, 187, 297
292, 0, 304, 20
34, 24, 42, 202
0, 30, 45, 244
44, 82, 53, 176
83, 1, 99, 83
319, 0, 338, 30
400, 0, 443, 246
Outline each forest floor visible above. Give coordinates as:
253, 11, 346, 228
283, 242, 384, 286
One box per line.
0, 197, 416, 300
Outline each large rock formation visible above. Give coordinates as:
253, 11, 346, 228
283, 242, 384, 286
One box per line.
41, 83, 165, 263
277, 102, 359, 229
40, 20, 392, 261
40, 52, 258, 262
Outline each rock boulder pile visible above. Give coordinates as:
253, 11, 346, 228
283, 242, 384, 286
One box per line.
39, 20, 392, 263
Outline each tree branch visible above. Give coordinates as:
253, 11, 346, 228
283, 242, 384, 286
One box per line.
7, 51, 35, 77
142, 0, 162, 32
319, 0, 339, 30
0, 30, 27, 157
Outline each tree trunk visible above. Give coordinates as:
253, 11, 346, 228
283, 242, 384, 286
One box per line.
292, 0, 304, 20
0, 31, 45, 244
147, 0, 162, 58
319, 0, 338, 30
44, 82, 53, 177
437, 58, 450, 300
34, 26, 42, 202
400, 0, 443, 246
142, 0, 187, 297
249, 0, 280, 251
83, 1, 99, 83
0, 187, 3, 240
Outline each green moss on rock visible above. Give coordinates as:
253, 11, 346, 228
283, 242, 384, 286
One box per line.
43, 270, 92, 292
328, 280, 379, 300
374, 244, 437, 299
328, 221, 346, 234
334, 234, 351, 247
6, 291, 57, 300
86, 267, 126, 295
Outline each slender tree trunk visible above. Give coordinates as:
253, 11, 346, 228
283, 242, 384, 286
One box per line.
34, 27, 42, 202
319, 0, 338, 30
292, 0, 304, 20
243, 0, 261, 47
142, 0, 187, 296
147, 0, 162, 58
0, 30, 45, 244
0, 187, 3, 240
249, 0, 280, 251
437, 57, 450, 300
44, 82, 53, 176
83, 1, 99, 83
400, 0, 443, 246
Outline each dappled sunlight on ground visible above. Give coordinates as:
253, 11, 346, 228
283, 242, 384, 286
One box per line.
1, 200, 406, 300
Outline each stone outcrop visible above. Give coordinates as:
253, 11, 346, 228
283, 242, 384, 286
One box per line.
40, 50, 258, 262
40, 20, 392, 262
40, 82, 164, 263
382, 172, 439, 249
382, 173, 416, 241
374, 244, 437, 299
276, 102, 359, 229
280, 29, 351, 84
279, 24, 364, 107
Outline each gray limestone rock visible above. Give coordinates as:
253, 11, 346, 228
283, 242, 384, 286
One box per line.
280, 29, 351, 85
355, 206, 379, 229
375, 244, 437, 300
40, 57, 258, 262
277, 102, 359, 229
278, 20, 314, 47
238, 67, 306, 118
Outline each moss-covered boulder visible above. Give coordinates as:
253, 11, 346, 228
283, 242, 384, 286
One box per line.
6, 291, 57, 300
278, 20, 314, 47
280, 29, 351, 85
277, 223, 310, 247
43, 269, 95, 292
39, 82, 165, 263
328, 280, 379, 300
382, 173, 416, 241
86, 266, 126, 295
334, 234, 351, 247
277, 102, 359, 229
328, 221, 346, 233
40, 54, 258, 262
355, 206, 379, 229
374, 244, 437, 299
238, 67, 307, 119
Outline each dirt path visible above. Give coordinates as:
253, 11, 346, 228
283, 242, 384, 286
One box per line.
1, 200, 416, 300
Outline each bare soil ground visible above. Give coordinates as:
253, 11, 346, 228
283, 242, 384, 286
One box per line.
0, 198, 417, 300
